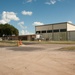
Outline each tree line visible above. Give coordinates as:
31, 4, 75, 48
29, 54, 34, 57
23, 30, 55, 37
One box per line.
0, 24, 19, 37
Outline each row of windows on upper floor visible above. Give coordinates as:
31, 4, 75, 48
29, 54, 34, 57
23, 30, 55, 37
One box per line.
36, 29, 67, 34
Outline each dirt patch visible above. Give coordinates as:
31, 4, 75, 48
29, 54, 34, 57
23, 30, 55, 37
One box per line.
0, 44, 75, 75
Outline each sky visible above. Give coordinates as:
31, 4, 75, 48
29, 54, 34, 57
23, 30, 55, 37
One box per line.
0, 0, 75, 35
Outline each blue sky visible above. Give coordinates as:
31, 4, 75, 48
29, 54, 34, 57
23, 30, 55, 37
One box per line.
0, 0, 75, 35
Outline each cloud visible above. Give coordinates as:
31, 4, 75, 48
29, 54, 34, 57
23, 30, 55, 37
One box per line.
22, 10, 33, 16
21, 29, 33, 35
33, 22, 44, 26
18, 22, 34, 35
68, 21, 72, 23
0, 11, 19, 24
45, 0, 56, 5
23, 0, 36, 4
18, 21, 24, 25
27, 0, 32, 3
21, 30, 26, 35
18, 21, 27, 29
18, 21, 30, 35
0, 20, 7, 24
45, 0, 62, 5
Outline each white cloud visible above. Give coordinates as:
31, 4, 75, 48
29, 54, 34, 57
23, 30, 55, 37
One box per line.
68, 21, 72, 23
18, 21, 24, 25
33, 22, 44, 26
18, 21, 27, 29
21, 29, 33, 35
23, 0, 36, 4
51, 0, 56, 4
26, 0, 36, 3
45, 0, 62, 5
27, 0, 32, 3
18, 21, 32, 35
0, 11, 19, 24
22, 10, 33, 16
21, 30, 26, 35
18, 21, 29, 35
45, 2, 51, 5
45, 0, 56, 5
0, 20, 7, 24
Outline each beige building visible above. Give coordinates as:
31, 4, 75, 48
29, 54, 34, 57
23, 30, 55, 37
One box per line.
35, 22, 75, 41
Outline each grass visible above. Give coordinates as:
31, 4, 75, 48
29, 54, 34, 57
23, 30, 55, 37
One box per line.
59, 46, 75, 51
23, 40, 75, 44
0, 40, 18, 47
0, 40, 75, 47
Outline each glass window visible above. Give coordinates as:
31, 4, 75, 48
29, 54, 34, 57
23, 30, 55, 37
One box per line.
47, 30, 52, 33
42, 30, 46, 33
60, 29, 67, 32
53, 29, 59, 32
36, 31, 40, 34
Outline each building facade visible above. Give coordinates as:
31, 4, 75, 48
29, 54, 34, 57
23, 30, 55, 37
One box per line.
2, 34, 36, 41
35, 22, 75, 41
18, 34, 36, 41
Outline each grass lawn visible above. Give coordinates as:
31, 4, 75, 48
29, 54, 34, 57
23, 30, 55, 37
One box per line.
0, 40, 75, 47
59, 46, 75, 51
23, 40, 75, 44
0, 41, 18, 47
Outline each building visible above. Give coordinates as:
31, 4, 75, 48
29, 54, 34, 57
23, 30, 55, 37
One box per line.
2, 34, 36, 41
35, 22, 75, 41
18, 34, 36, 41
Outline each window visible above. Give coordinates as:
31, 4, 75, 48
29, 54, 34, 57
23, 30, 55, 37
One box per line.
60, 29, 67, 32
47, 30, 52, 33
53, 29, 59, 32
42, 30, 46, 33
36, 31, 40, 34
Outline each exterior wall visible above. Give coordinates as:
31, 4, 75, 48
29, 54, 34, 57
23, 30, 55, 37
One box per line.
53, 23, 67, 41
41, 33, 48, 40
41, 33, 52, 40
35, 23, 67, 31
67, 23, 75, 31
53, 32, 60, 41
3, 36, 18, 40
60, 32, 67, 40
36, 24, 52, 31
19, 35, 36, 41
53, 23, 67, 29
35, 22, 67, 41
19, 36, 27, 40
68, 31, 75, 41
52, 32, 67, 41
47, 33, 52, 40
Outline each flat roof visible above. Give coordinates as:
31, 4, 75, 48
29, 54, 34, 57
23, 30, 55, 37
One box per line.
35, 22, 75, 27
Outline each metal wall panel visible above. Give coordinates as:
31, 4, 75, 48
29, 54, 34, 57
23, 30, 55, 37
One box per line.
35, 25, 52, 31
53, 23, 67, 29
68, 31, 75, 41
53, 32, 67, 41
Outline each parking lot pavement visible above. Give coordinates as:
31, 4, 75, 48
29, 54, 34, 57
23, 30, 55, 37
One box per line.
0, 44, 75, 75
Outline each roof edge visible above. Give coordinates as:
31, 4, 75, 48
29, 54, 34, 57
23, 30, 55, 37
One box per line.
35, 22, 74, 27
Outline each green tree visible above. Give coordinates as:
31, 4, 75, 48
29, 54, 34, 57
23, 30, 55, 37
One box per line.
0, 24, 4, 37
0, 23, 19, 37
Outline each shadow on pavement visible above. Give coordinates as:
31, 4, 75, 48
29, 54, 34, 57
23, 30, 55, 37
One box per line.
7, 46, 45, 52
